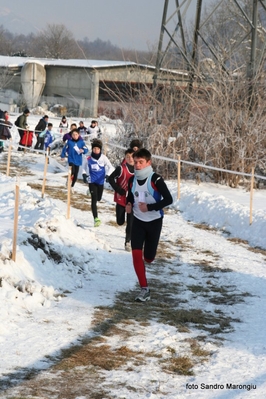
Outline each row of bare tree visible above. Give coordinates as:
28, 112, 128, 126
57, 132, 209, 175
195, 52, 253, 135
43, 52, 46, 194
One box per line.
105, 63, 266, 187
0, 23, 155, 65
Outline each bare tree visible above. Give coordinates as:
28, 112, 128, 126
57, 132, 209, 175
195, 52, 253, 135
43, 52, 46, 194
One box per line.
99, 54, 266, 186
32, 24, 80, 59
0, 25, 14, 55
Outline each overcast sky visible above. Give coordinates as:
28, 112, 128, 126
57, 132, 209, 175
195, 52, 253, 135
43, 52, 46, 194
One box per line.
0, 0, 214, 51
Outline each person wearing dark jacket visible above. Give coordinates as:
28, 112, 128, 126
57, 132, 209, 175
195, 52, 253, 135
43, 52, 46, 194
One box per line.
126, 148, 173, 302
108, 148, 135, 250
15, 108, 30, 140
0, 111, 12, 141
77, 121, 87, 138
34, 115, 48, 150
0, 110, 12, 152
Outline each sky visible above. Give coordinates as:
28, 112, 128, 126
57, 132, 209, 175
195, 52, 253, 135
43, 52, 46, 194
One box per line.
0, 0, 214, 51
0, 112, 266, 397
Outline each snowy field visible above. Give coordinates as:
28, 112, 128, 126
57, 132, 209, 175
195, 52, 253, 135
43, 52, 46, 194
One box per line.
0, 113, 266, 398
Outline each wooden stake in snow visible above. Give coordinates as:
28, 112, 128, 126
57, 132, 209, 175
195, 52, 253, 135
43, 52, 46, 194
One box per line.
11, 182, 20, 262
42, 149, 49, 198
66, 166, 72, 219
104, 136, 108, 156
6, 140, 12, 176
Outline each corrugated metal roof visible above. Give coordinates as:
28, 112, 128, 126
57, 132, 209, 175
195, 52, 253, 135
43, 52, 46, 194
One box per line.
0, 55, 188, 78
0, 55, 146, 69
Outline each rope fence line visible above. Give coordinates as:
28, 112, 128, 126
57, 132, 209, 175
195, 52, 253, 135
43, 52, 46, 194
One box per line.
106, 141, 266, 181
0, 120, 68, 134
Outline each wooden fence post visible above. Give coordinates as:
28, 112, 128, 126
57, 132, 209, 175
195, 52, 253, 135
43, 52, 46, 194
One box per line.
66, 166, 72, 219
249, 167, 254, 225
41, 150, 49, 198
104, 137, 108, 156
6, 140, 12, 176
11, 182, 20, 262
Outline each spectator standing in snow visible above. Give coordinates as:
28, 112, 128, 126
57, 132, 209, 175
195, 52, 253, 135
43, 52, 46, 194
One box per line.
87, 120, 101, 141
77, 121, 87, 139
59, 116, 69, 133
83, 139, 113, 227
15, 108, 30, 140
126, 148, 173, 302
34, 115, 49, 151
108, 148, 135, 251
0, 111, 12, 142
61, 129, 88, 192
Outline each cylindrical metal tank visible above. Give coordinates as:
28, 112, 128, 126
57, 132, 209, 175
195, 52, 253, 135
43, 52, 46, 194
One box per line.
21, 61, 46, 108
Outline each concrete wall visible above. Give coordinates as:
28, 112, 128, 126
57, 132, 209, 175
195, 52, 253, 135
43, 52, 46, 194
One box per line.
98, 66, 155, 84
0, 67, 22, 93
42, 66, 99, 117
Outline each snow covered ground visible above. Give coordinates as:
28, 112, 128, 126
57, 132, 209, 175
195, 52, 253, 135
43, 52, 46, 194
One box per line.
0, 113, 266, 398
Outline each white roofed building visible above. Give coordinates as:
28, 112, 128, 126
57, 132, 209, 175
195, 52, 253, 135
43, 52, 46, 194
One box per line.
0, 56, 187, 118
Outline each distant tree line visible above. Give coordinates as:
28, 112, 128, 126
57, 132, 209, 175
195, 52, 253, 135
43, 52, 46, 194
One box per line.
0, 23, 156, 65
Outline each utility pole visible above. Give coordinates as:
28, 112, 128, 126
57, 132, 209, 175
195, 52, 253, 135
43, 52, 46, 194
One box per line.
154, 0, 266, 117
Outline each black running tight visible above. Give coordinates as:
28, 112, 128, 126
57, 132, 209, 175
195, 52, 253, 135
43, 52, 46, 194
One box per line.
89, 183, 104, 218
69, 163, 80, 187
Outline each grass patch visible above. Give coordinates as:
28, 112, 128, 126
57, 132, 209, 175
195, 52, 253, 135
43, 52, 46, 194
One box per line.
193, 223, 218, 232
175, 238, 194, 251
247, 246, 266, 257
156, 240, 177, 260
28, 182, 92, 212
228, 238, 266, 258
106, 219, 118, 227
162, 355, 194, 375
187, 284, 210, 294
194, 262, 233, 273
228, 237, 249, 245
54, 343, 143, 371
0, 152, 36, 177
185, 338, 211, 363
